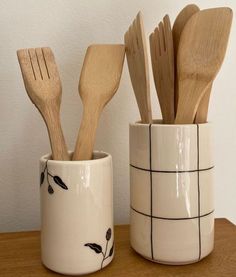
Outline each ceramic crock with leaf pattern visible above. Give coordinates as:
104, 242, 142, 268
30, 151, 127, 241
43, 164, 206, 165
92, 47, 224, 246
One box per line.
40, 151, 114, 275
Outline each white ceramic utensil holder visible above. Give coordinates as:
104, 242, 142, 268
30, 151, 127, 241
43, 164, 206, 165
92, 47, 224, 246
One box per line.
129, 122, 214, 265
39, 151, 114, 275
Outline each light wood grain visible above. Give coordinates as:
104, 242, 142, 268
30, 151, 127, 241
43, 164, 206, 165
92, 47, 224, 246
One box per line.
72, 44, 125, 161
194, 83, 212, 123
0, 219, 235, 276
172, 4, 200, 114
175, 8, 233, 124
124, 12, 152, 123
150, 15, 175, 124
17, 47, 69, 160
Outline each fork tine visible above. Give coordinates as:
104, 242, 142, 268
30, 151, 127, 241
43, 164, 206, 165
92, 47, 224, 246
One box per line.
158, 21, 166, 53
154, 27, 161, 57
163, 15, 174, 80
149, 33, 158, 71
35, 48, 50, 80
28, 48, 42, 80
163, 15, 173, 54
41, 47, 60, 80
17, 49, 35, 81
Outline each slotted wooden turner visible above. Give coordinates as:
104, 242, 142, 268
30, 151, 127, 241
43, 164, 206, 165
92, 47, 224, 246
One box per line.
17, 47, 69, 160
124, 12, 152, 123
150, 15, 175, 123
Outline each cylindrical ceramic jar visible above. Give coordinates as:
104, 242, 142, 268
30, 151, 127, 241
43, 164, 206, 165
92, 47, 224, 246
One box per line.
39, 151, 114, 275
129, 122, 214, 265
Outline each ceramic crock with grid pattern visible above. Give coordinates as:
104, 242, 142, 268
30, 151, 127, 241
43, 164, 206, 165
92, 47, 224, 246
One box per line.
129, 122, 214, 265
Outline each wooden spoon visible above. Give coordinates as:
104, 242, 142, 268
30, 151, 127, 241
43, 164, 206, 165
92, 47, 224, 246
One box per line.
17, 47, 69, 160
72, 44, 125, 161
175, 8, 233, 124
172, 4, 200, 113
124, 12, 152, 123
149, 15, 175, 124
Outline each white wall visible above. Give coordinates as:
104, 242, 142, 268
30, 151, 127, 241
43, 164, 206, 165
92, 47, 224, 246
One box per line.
0, 0, 236, 232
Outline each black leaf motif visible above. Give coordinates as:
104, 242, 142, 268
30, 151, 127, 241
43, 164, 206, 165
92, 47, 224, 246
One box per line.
48, 184, 54, 194
84, 243, 102, 254
40, 172, 45, 186
109, 243, 114, 257
53, 176, 68, 190
106, 228, 111, 241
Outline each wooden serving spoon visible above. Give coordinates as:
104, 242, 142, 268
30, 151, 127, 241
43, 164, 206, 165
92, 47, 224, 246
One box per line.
124, 12, 152, 123
72, 44, 125, 161
17, 47, 69, 160
175, 8, 233, 124
172, 4, 200, 114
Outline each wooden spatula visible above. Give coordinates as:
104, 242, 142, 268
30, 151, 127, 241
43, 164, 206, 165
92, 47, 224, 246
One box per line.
17, 47, 69, 160
149, 15, 175, 124
194, 84, 212, 123
72, 44, 125, 161
124, 12, 152, 123
172, 4, 200, 113
175, 8, 233, 124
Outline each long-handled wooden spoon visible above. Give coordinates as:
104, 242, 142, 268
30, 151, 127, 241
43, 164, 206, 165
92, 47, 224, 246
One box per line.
72, 44, 125, 161
17, 47, 69, 160
149, 15, 175, 124
124, 12, 152, 123
172, 4, 200, 113
175, 8, 233, 124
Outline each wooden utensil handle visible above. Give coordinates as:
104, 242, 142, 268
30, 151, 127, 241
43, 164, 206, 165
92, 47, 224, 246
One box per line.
194, 83, 212, 123
43, 106, 69, 161
72, 107, 101, 161
175, 81, 209, 124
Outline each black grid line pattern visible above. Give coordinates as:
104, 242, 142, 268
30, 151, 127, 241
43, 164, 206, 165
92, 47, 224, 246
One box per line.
130, 124, 214, 262
149, 124, 154, 260
131, 206, 214, 221
129, 164, 214, 173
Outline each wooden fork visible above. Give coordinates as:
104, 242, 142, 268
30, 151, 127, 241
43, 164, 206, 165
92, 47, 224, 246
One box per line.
17, 47, 69, 160
149, 15, 175, 124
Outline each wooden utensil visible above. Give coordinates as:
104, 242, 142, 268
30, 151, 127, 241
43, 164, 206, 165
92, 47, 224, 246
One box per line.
172, 4, 200, 113
72, 44, 125, 161
17, 47, 69, 160
149, 15, 175, 124
124, 12, 152, 123
194, 84, 212, 123
175, 8, 233, 124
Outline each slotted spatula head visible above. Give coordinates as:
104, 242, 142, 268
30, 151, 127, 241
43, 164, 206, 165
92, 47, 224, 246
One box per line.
79, 44, 125, 109
17, 47, 69, 160
175, 7, 233, 124
124, 12, 152, 123
17, 48, 62, 113
149, 15, 175, 124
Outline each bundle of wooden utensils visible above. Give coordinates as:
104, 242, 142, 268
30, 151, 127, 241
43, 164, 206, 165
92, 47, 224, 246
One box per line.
17, 4, 233, 161
17, 45, 125, 161
125, 5, 233, 124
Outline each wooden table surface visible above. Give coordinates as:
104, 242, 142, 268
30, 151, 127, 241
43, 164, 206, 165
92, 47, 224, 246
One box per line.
0, 218, 235, 277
